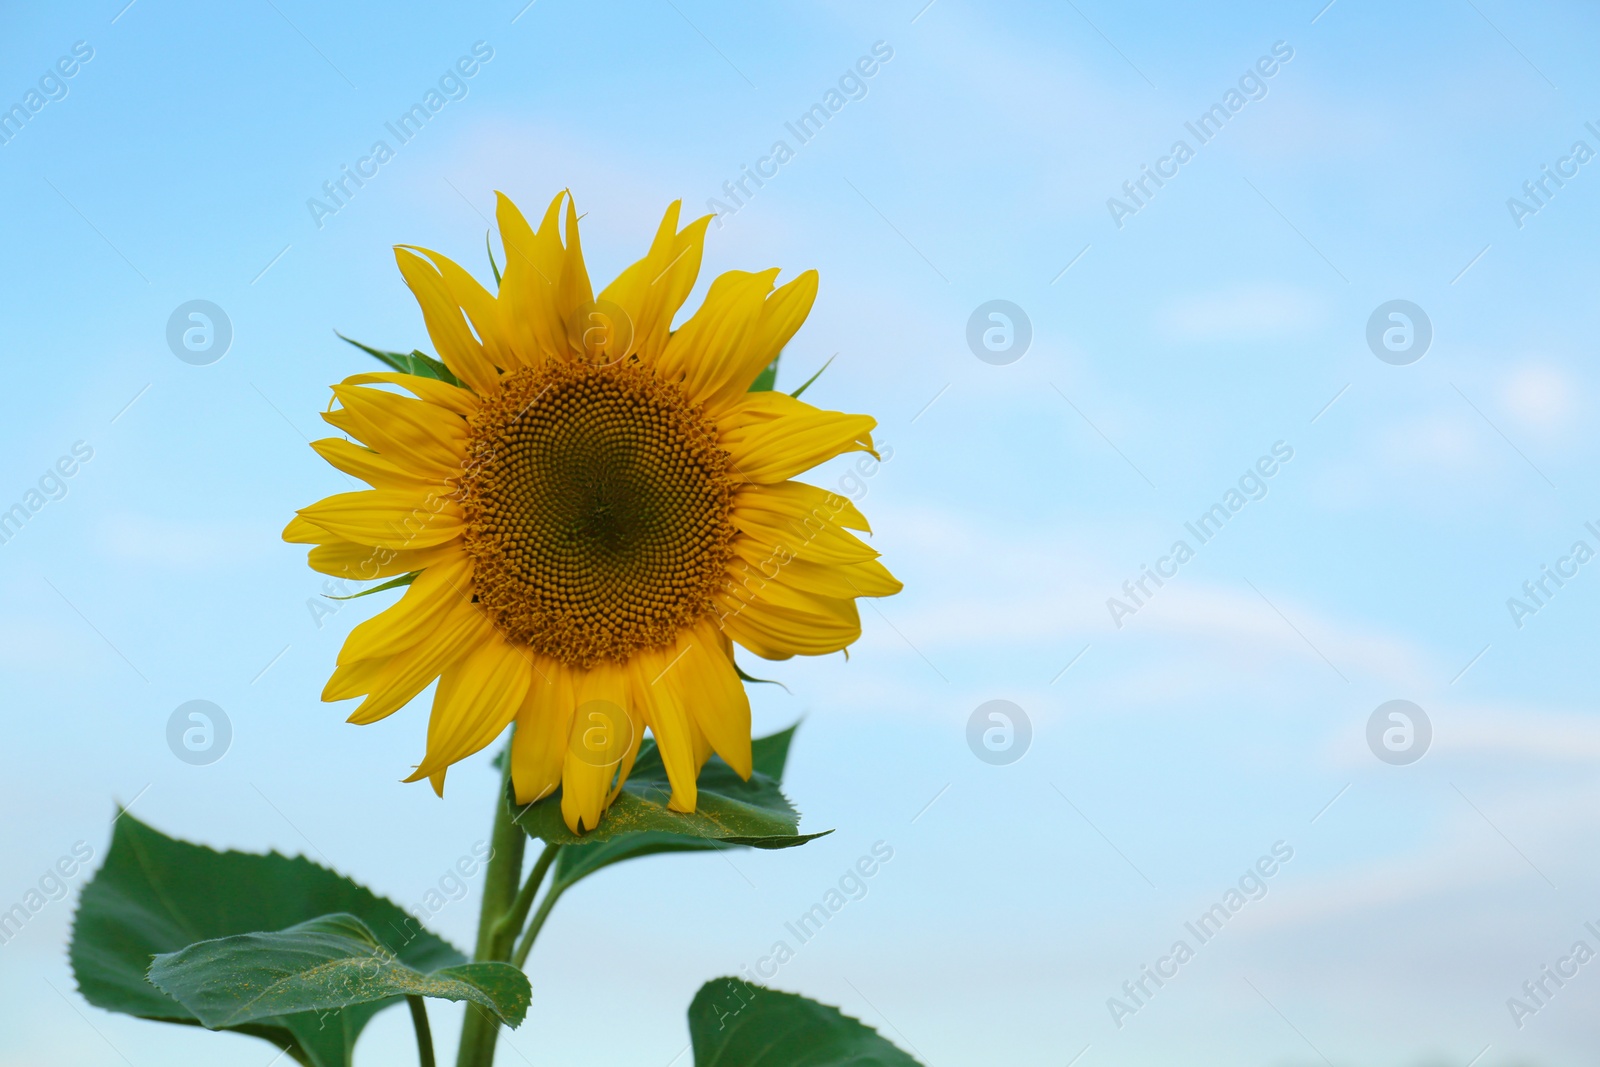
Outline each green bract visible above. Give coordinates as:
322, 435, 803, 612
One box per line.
336, 332, 464, 386
747, 355, 780, 391
548, 725, 821, 893
513, 726, 831, 884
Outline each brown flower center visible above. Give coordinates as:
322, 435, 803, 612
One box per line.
457, 360, 734, 668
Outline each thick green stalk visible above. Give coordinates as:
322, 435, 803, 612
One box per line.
456, 761, 527, 1067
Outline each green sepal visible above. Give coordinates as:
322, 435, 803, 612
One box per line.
324, 572, 418, 601
511, 726, 825, 891
748, 355, 780, 392
733, 661, 789, 691
788, 353, 835, 399
335, 332, 463, 387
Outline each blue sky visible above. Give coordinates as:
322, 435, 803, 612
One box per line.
4, 1, 1600, 1064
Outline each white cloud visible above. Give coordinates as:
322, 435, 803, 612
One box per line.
1503, 362, 1577, 435
1378, 412, 1481, 465
1259, 771, 1600, 933
855, 500, 1437, 695
1405, 701, 1600, 764
1157, 283, 1326, 342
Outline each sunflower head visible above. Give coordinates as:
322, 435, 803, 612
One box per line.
286, 191, 900, 832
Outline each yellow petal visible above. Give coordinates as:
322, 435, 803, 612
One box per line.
631, 636, 704, 812
296, 488, 463, 550
730, 540, 901, 601
718, 391, 877, 484
510, 659, 577, 806
607, 734, 644, 812
341, 598, 496, 725
342, 371, 478, 417
555, 192, 595, 358
676, 621, 752, 779
336, 552, 473, 665
498, 191, 565, 288
739, 270, 817, 394
311, 438, 440, 491
716, 593, 861, 660
406, 637, 533, 793
597, 202, 712, 363
731, 489, 880, 567
404, 246, 515, 373
735, 480, 870, 533
307, 540, 454, 581
695, 270, 818, 414
559, 662, 637, 833
493, 191, 573, 368
283, 514, 331, 544
720, 556, 867, 621
394, 247, 500, 394
657, 269, 778, 404
322, 384, 467, 479
323, 656, 387, 702
493, 195, 551, 362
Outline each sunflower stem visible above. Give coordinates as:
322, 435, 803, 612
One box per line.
490, 843, 559, 954
512, 881, 567, 970
456, 754, 527, 1067
407, 996, 436, 1067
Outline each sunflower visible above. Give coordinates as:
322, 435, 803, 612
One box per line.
284, 191, 900, 832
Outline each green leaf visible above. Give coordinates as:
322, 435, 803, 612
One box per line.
788, 354, 835, 400
486, 230, 502, 288
515, 726, 827, 890
335, 332, 463, 387
70, 813, 467, 1067
324, 571, 418, 601
689, 978, 922, 1066
748, 354, 780, 392
148, 913, 529, 1030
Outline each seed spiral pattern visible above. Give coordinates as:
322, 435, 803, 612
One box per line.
458, 360, 735, 668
